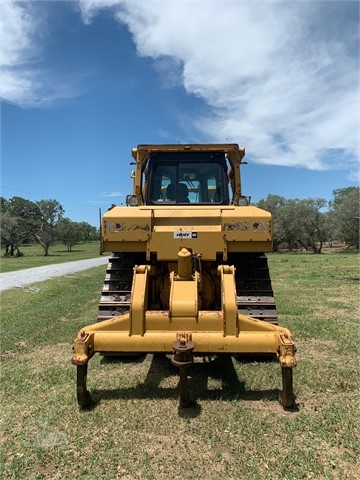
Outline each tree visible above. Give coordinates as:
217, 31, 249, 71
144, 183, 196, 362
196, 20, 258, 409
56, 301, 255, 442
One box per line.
257, 195, 287, 251
298, 198, 328, 253
257, 195, 328, 252
1, 212, 25, 256
33, 199, 64, 256
329, 187, 359, 250
0, 196, 8, 211
277, 200, 305, 251
78, 222, 99, 242
0, 196, 65, 256
56, 219, 82, 252
0, 197, 41, 256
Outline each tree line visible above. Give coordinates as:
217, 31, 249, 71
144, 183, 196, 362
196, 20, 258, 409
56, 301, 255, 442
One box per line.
1, 187, 359, 257
257, 187, 359, 252
1, 196, 99, 257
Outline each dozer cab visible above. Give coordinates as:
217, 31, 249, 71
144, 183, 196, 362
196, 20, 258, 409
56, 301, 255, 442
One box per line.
72, 144, 296, 408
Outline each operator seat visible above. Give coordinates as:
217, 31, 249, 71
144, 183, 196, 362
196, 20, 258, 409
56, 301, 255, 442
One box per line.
166, 183, 190, 202
178, 183, 190, 203
166, 183, 176, 201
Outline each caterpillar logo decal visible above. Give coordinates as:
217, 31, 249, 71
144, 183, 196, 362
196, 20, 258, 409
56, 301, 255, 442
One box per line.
174, 232, 198, 239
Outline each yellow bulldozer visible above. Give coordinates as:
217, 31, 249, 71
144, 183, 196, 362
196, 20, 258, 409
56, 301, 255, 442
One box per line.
72, 143, 296, 409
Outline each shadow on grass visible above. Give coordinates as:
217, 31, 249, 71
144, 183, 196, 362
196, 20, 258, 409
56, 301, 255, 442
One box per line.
90, 354, 284, 417
100, 353, 148, 364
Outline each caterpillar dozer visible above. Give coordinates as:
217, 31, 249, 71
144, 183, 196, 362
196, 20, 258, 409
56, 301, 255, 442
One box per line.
72, 143, 296, 409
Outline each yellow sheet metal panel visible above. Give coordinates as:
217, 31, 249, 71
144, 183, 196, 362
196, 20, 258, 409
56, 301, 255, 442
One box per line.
102, 204, 273, 256
227, 241, 273, 253
148, 232, 225, 260
149, 207, 223, 260
102, 241, 147, 253
103, 206, 151, 242
151, 206, 223, 225
222, 206, 272, 242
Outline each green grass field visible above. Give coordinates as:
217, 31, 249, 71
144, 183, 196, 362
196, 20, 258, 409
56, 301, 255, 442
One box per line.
0, 252, 359, 479
0, 242, 102, 273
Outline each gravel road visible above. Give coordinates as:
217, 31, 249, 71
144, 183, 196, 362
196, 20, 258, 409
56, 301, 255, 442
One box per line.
0, 256, 110, 292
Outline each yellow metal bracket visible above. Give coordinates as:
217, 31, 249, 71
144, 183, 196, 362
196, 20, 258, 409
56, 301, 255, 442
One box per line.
71, 330, 95, 366
217, 265, 238, 337
129, 265, 150, 336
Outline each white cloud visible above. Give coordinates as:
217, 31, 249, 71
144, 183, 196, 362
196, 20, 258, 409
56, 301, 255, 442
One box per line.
78, 0, 359, 176
1, 0, 40, 67
0, 1, 41, 105
0, 0, 79, 107
2, 0, 358, 176
102, 191, 126, 197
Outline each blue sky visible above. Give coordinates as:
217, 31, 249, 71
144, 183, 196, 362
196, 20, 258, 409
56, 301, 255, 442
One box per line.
1, 0, 359, 227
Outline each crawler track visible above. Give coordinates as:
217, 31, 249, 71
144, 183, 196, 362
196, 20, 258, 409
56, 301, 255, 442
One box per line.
97, 253, 142, 322
229, 253, 278, 324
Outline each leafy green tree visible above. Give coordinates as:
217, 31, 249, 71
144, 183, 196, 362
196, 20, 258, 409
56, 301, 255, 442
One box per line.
78, 222, 99, 242
1, 212, 25, 256
298, 199, 328, 253
257, 195, 328, 252
329, 187, 359, 250
33, 199, 64, 256
5, 196, 42, 238
257, 195, 287, 251
56, 219, 82, 252
0, 197, 41, 256
275, 199, 308, 251
0, 196, 8, 211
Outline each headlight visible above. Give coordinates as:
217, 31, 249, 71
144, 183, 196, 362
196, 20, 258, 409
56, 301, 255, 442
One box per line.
126, 195, 140, 206
238, 196, 251, 206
